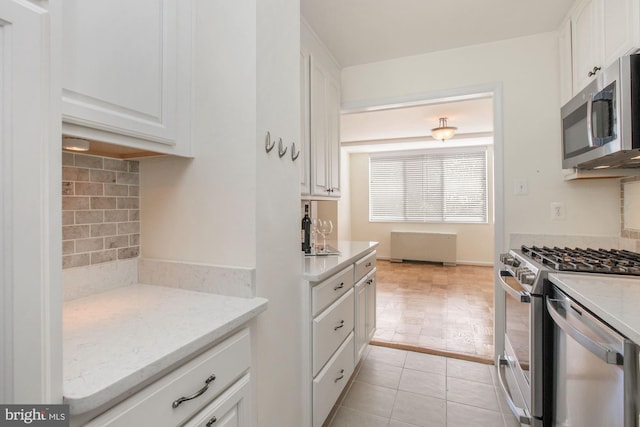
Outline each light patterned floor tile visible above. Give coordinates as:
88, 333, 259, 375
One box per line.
446, 401, 505, 427
329, 406, 390, 427
340, 381, 397, 419
391, 390, 446, 427
398, 368, 446, 400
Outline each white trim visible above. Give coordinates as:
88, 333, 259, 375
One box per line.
300, 17, 341, 71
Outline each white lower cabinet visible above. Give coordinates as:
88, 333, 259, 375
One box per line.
183, 374, 251, 427
304, 249, 377, 427
84, 329, 252, 427
312, 333, 355, 427
355, 268, 377, 361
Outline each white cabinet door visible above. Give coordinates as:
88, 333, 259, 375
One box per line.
571, 0, 604, 93
354, 277, 367, 362
62, 0, 192, 155
559, 18, 573, 106
310, 58, 340, 198
326, 76, 341, 197
183, 374, 251, 427
0, 0, 61, 404
366, 271, 377, 341
300, 49, 311, 196
602, 0, 640, 66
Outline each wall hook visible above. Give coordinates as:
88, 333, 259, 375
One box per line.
278, 138, 288, 157
265, 131, 275, 153
291, 142, 300, 161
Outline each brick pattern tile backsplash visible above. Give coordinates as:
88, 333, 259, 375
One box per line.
62, 151, 140, 269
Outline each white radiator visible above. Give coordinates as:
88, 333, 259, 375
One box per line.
390, 231, 457, 266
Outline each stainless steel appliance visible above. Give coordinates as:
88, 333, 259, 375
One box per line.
497, 249, 550, 426
547, 284, 638, 427
497, 246, 640, 427
561, 54, 640, 170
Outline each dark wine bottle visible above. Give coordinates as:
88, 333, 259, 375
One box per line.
302, 204, 311, 253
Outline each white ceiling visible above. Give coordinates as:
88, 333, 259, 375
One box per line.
301, 0, 574, 67
341, 97, 494, 153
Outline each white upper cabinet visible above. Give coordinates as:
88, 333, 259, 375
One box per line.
61, 0, 193, 156
300, 49, 311, 196
559, 18, 574, 106
310, 58, 341, 198
571, 0, 603, 94
562, 0, 640, 98
602, 0, 640, 65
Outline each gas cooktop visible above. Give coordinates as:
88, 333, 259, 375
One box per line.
520, 245, 640, 276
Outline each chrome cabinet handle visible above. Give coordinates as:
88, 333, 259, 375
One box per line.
334, 369, 345, 383
265, 131, 275, 153
334, 320, 345, 331
588, 65, 601, 77
365, 262, 372, 267
172, 375, 216, 408
496, 356, 532, 425
206, 416, 217, 426
546, 296, 623, 365
333, 282, 344, 291
366, 279, 373, 285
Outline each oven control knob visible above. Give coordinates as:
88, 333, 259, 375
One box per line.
521, 273, 536, 285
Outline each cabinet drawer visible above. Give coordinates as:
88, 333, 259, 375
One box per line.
183, 373, 251, 427
313, 288, 354, 376
312, 265, 354, 317
313, 332, 355, 427
86, 329, 251, 427
355, 251, 376, 282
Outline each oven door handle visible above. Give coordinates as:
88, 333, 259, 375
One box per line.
499, 271, 531, 303
496, 355, 532, 425
546, 296, 623, 365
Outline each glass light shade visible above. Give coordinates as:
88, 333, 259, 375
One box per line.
62, 137, 90, 152
431, 117, 457, 141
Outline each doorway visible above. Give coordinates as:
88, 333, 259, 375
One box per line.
339, 86, 503, 362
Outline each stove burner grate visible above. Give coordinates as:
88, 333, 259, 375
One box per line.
520, 245, 640, 275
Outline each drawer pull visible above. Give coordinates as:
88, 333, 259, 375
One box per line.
365, 262, 372, 267
334, 320, 345, 331
206, 416, 217, 426
334, 282, 344, 291
172, 375, 216, 408
334, 369, 345, 383
366, 279, 373, 285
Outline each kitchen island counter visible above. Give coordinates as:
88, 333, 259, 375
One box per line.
302, 240, 378, 282
548, 273, 640, 344
63, 284, 267, 415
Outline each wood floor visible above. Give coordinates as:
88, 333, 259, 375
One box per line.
372, 260, 495, 363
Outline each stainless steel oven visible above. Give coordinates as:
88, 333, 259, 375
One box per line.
498, 245, 640, 427
497, 252, 550, 426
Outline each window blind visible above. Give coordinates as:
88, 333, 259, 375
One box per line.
369, 148, 488, 223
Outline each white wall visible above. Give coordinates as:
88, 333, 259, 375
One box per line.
341, 32, 621, 250
349, 149, 495, 264
141, 1, 303, 426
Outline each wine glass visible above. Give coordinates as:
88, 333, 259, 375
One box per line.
316, 219, 333, 254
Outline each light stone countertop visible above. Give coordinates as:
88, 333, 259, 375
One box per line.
63, 284, 268, 415
302, 240, 378, 282
548, 273, 640, 343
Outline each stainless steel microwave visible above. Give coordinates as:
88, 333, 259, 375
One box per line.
561, 54, 640, 169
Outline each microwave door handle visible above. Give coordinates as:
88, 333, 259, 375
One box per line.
586, 96, 596, 147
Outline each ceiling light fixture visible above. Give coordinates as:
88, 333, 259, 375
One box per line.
62, 136, 90, 152
431, 117, 457, 142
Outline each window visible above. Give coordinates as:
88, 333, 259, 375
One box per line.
369, 147, 488, 223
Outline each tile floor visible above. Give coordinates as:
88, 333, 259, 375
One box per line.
373, 261, 494, 361
327, 345, 520, 427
